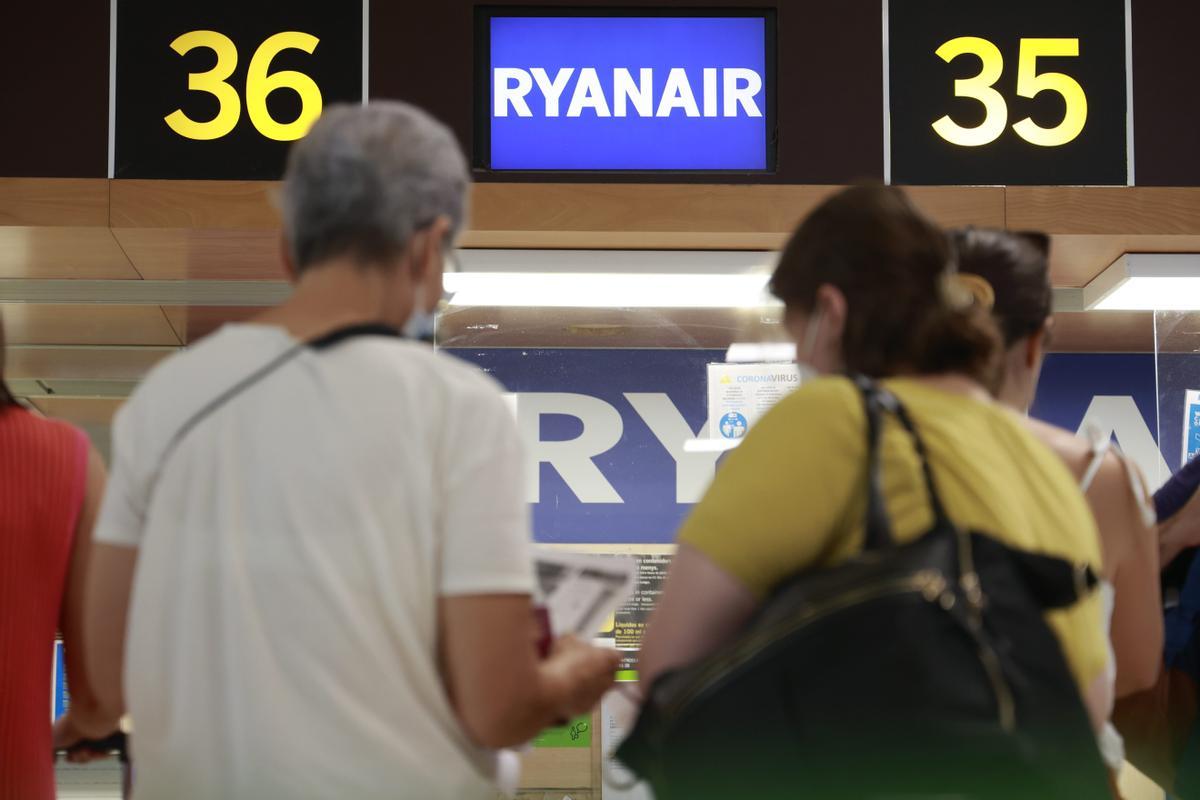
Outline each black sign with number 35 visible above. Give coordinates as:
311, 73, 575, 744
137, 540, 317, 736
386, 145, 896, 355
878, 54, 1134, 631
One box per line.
888, 0, 1128, 186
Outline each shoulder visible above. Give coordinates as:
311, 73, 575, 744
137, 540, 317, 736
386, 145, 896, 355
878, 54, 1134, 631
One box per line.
739, 376, 866, 457
351, 339, 509, 409
1086, 447, 1157, 558
0, 405, 85, 451
1021, 413, 1151, 517
110, 325, 315, 462
112, 326, 250, 428
341, 341, 517, 454
1019, 415, 1094, 481
996, 411, 1103, 515
767, 375, 863, 421
125, 325, 266, 404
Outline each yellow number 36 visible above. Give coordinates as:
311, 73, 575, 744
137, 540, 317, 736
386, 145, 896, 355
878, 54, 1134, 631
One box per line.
164, 30, 323, 142
932, 37, 1088, 148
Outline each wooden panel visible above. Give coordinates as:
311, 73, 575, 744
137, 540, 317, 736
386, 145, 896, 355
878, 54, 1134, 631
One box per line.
469, 184, 1005, 249
519, 748, 591, 790
5, 347, 174, 381
27, 397, 124, 426
906, 186, 1008, 229
1008, 187, 1200, 235
107, 181, 1003, 251
111, 180, 281, 228
0, 179, 110, 226
161, 306, 263, 343
11, 179, 1200, 292
112, 228, 285, 280
0, 304, 180, 346
0, 227, 140, 279
1050, 311, 1154, 353
1048, 234, 1200, 287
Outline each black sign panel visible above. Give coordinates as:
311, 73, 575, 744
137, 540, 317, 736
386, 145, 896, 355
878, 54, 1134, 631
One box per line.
114, 1, 363, 180
889, 0, 1128, 186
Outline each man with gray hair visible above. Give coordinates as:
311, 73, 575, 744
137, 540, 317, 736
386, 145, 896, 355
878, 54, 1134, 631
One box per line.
83, 102, 619, 799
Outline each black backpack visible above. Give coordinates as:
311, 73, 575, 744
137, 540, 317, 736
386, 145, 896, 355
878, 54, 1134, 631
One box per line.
616, 378, 1109, 799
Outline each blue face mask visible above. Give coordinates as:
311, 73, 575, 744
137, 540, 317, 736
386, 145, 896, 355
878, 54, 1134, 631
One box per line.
403, 287, 438, 343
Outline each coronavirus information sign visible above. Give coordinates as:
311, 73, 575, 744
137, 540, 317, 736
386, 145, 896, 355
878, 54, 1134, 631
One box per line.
475, 11, 774, 172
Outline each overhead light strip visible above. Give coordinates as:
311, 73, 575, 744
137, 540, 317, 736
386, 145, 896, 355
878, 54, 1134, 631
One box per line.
1083, 254, 1200, 311
444, 272, 778, 309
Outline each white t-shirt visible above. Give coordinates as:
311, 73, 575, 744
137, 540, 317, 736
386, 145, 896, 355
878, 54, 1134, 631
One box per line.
95, 324, 534, 800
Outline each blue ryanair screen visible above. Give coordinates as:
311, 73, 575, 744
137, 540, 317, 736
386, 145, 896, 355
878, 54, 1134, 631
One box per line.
486, 15, 770, 171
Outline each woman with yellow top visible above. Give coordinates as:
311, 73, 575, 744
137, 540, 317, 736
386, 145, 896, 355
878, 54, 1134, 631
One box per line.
637, 185, 1111, 769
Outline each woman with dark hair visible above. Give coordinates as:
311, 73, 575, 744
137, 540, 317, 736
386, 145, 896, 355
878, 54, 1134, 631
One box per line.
951, 232, 1163, 676
639, 184, 1111, 733
0, 313, 118, 798
953, 227, 1163, 781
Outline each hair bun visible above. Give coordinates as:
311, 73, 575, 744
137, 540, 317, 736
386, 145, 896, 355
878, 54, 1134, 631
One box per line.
941, 272, 995, 311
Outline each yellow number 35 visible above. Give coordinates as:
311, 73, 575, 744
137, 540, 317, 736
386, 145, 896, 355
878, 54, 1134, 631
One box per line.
164, 30, 323, 142
932, 37, 1088, 148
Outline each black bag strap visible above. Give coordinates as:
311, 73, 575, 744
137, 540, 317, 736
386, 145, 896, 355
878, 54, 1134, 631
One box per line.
859, 378, 893, 550
856, 376, 1099, 605
855, 376, 954, 552
148, 322, 402, 491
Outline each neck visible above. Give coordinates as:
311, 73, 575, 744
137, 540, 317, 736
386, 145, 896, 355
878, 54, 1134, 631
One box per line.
904, 372, 994, 404
255, 258, 414, 341
995, 378, 1030, 414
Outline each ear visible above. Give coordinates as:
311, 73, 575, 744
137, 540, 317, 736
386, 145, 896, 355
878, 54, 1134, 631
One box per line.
279, 232, 299, 282
815, 283, 848, 343
410, 216, 452, 311
807, 284, 848, 371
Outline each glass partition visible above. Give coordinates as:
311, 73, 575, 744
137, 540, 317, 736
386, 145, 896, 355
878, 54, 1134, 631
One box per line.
440, 250, 792, 798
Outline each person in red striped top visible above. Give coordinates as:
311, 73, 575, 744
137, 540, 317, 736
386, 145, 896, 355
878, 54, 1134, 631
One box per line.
0, 313, 118, 799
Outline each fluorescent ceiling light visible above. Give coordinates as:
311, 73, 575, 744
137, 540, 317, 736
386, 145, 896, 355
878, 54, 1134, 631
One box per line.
456, 249, 775, 275
1084, 254, 1200, 311
444, 250, 779, 309
445, 272, 777, 309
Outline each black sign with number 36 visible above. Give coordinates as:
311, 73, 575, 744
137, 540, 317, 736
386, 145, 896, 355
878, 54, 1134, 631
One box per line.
113, 1, 363, 180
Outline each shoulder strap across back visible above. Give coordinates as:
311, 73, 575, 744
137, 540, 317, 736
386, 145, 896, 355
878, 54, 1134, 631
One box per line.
854, 375, 954, 553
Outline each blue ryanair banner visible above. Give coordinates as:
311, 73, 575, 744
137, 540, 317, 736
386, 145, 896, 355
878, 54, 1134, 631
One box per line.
1032, 353, 1166, 482
485, 14, 770, 170
449, 348, 1165, 544
452, 348, 716, 544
